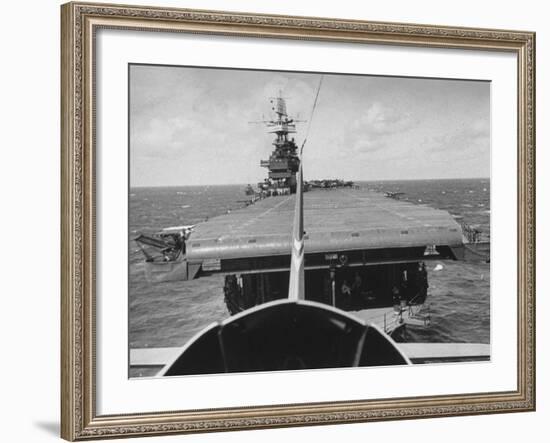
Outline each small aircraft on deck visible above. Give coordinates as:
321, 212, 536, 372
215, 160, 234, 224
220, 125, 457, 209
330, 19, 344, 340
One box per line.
384, 191, 405, 199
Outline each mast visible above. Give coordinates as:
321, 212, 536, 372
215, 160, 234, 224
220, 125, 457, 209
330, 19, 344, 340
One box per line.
288, 160, 305, 301
287, 76, 324, 301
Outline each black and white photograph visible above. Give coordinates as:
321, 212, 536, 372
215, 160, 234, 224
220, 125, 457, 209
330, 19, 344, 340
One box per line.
2, 0, 545, 441
128, 64, 491, 378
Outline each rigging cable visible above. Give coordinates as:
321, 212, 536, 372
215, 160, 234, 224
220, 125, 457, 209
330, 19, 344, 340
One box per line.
300, 75, 324, 156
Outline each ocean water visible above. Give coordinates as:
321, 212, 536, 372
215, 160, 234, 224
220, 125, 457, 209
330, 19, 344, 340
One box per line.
129, 179, 490, 376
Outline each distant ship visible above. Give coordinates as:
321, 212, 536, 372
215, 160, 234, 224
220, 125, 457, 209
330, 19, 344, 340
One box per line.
133, 90, 490, 375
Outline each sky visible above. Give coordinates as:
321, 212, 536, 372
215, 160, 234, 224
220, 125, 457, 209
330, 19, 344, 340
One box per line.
129, 64, 490, 187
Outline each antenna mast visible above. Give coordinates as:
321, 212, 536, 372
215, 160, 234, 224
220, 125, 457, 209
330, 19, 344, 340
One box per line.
288, 76, 324, 301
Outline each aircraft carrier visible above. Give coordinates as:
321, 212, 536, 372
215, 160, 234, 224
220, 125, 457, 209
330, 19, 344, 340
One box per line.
135, 93, 483, 328
132, 91, 490, 374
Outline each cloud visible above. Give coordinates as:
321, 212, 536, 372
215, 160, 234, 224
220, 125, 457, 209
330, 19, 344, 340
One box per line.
423, 125, 489, 156
130, 66, 490, 186
353, 102, 416, 136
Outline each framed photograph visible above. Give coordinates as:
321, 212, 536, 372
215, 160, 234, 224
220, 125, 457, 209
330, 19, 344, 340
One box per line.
61, 2, 535, 440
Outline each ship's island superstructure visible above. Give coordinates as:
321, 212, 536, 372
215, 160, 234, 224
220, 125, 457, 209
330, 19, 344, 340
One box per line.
258, 94, 300, 195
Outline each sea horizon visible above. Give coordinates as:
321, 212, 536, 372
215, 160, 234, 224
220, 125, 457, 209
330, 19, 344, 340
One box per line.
130, 176, 491, 190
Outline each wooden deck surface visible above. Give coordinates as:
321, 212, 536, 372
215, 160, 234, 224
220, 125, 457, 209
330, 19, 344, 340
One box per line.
187, 189, 463, 261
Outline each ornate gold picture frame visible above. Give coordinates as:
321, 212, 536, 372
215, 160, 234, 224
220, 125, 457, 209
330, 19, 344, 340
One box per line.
61, 2, 535, 440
